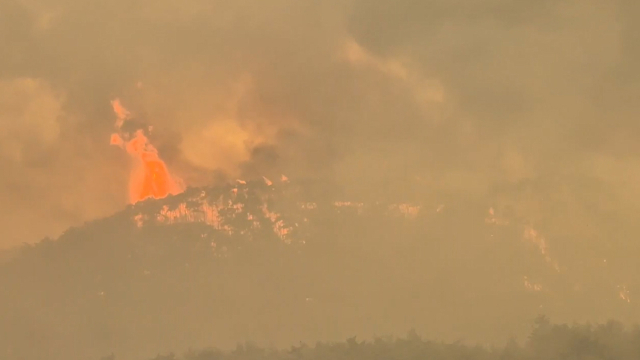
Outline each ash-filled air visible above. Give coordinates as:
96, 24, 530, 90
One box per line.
1, 0, 640, 360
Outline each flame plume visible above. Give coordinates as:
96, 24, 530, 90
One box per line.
110, 99, 184, 203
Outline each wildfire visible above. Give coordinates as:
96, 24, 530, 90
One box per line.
110, 99, 184, 203
127, 181, 427, 247
618, 285, 631, 303
485, 207, 508, 225
523, 225, 560, 272
523, 276, 543, 292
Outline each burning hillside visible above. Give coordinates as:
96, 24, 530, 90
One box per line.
0, 174, 637, 360
0, 99, 635, 360
126, 177, 422, 245
106, 98, 422, 246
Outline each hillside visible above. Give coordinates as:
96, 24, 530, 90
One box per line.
0, 179, 635, 360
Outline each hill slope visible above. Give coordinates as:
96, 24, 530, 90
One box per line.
0, 179, 634, 360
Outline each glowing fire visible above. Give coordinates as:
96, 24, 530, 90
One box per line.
523, 225, 560, 272
523, 276, 543, 292
485, 207, 508, 225
128, 181, 426, 246
110, 99, 184, 203
618, 285, 631, 303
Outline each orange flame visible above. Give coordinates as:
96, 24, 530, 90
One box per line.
110, 99, 184, 203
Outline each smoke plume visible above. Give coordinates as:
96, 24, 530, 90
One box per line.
0, 0, 639, 271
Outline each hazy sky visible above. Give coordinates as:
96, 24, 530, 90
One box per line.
0, 0, 639, 248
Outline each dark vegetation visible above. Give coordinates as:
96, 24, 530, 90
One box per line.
131, 317, 640, 360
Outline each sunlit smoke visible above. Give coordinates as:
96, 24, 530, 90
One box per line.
110, 99, 184, 203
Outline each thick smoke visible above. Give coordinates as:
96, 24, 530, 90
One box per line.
0, 0, 639, 266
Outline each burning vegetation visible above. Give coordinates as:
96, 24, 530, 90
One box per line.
110, 99, 184, 203
0, 174, 636, 360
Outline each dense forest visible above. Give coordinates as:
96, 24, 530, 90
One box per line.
105, 317, 640, 360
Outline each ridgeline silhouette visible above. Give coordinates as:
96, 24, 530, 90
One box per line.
142, 317, 640, 360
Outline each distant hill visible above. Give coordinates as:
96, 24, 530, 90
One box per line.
0, 179, 635, 360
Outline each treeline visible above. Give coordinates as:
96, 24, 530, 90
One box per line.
122, 316, 640, 360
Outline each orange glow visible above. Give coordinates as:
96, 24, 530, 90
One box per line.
618, 285, 631, 303
110, 133, 124, 146
129, 185, 424, 246
110, 99, 184, 203
523, 225, 560, 272
111, 99, 130, 128
523, 276, 543, 292
485, 207, 508, 225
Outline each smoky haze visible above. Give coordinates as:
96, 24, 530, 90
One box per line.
0, 0, 637, 247
1, 0, 640, 358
